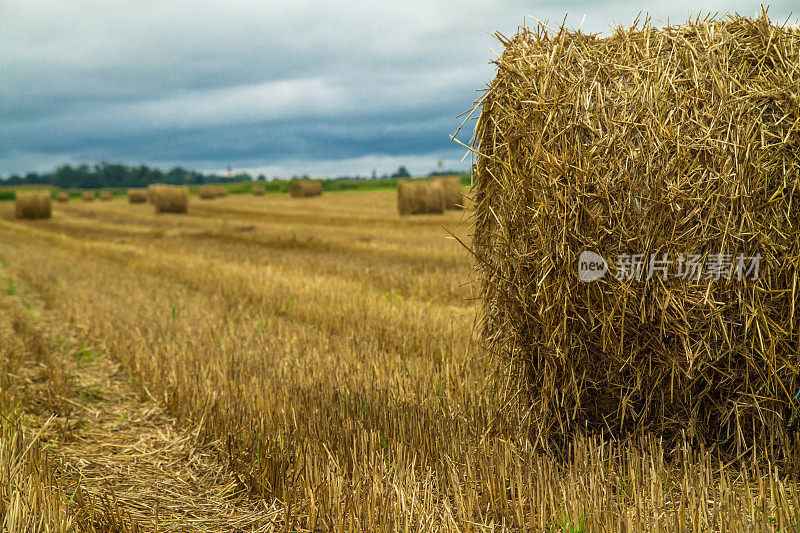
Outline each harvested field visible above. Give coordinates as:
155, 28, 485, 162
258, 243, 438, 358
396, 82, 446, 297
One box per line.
1, 187, 798, 530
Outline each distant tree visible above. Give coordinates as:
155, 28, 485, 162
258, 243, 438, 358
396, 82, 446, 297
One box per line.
391, 166, 410, 178
188, 171, 206, 185
96, 162, 127, 187
148, 168, 165, 184
166, 166, 188, 184
52, 165, 84, 188
77, 163, 102, 188
24, 172, 46, 184
3, 161, 277, 189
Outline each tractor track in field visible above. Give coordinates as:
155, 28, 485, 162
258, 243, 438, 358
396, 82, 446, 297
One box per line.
0, 264, 283, 532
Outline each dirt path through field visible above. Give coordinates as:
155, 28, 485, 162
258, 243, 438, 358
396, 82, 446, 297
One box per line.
1, 264, 282, 532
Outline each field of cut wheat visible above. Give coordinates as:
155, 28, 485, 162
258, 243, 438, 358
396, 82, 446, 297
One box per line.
0, 190, 798, 531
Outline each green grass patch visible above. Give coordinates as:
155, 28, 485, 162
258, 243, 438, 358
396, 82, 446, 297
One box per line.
3, 277, 18, 295
74, 345, 95, 363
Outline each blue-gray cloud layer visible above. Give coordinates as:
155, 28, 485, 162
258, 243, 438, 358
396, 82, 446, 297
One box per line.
1, 0, 796, 177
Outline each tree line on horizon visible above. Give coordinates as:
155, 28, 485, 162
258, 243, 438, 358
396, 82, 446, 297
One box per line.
0, 163, 439, 190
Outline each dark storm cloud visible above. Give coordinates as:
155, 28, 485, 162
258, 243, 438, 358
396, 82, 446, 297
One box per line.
1, 0, 796, 177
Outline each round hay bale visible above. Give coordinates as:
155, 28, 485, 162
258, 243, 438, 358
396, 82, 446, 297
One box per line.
197, 186, 213, 199
397, 181, 445, 215
128, 189, 147, 203
290, 180, 322, 198
434, 177, 464, 209
99, 191, 113, 201
147, 184, 161, 203
252, 185, 265, 196
472, 15, 800, 450
150, 184, 189, 214
55, 192, 70, 203
15, 191, 51, 219
81, 191, 96, 202
198, 185, 227, 199
198, 185, 217, 199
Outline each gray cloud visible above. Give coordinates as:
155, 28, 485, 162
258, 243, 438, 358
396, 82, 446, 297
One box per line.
1, 0, 796, 177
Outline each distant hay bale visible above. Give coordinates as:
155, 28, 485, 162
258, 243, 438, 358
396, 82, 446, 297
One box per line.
128, 189, 147, 203
472, 15, 800, 451
397, 181, 445, 215
55, 192, 69, 203
290, 180, 322, 198
150, 184, 189, 214
198, 185, 227, 199
252, 185, 265, 196
15, 191, 51, 219
198, 185, 218, 199
197, 185, 215, 199
99, 191, 113, 201
81, 191, 96, 202
434, 177, 464, 209
146, 183, 163, 203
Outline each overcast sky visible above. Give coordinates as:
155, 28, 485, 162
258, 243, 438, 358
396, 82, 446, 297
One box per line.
1, 1, 796, 178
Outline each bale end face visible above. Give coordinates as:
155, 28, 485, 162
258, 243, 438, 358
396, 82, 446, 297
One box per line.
15, 192, 52, 219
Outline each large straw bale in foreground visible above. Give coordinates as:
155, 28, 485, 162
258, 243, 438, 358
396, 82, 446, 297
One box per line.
15, 191, 52, 219
473, 15, 800, 451
397, 181, 445, 215
81, 191, 96, 202
150, 185, 189, 213
434, 177, 464, 209
128, 189, 147, 203
55, 192, 69, 203
290, 180, 322, 198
